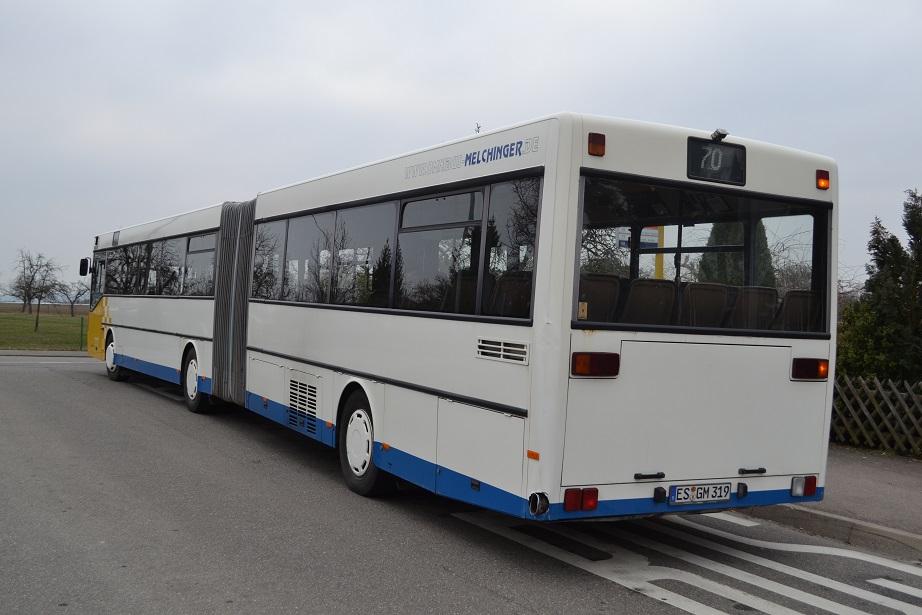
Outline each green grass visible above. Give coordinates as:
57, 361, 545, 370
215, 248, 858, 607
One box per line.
0, 312, 87, 350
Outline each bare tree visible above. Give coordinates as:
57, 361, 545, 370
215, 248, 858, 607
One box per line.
58, 280, 90, 316
5, 249, 65, 330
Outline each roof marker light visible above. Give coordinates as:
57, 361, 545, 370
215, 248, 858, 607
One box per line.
588, 133, 606, 157
816, 170, 830, 190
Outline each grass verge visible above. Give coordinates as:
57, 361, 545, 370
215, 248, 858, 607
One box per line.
0, 312, 86, 350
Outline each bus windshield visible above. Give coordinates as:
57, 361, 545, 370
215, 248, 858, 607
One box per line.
576, 175, 830, 334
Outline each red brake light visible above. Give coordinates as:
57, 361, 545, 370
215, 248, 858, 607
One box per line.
816, 170, 830, 190
804, 476, 817, 497
792, 358, 829, 380
571, 352, 620, 377
581, 488, 599, 511
588, 132, 606, 157
564, 488, 582, 512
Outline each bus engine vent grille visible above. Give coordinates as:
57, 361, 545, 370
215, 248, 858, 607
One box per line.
288, 380, 318, 436
476, 338, 529, 365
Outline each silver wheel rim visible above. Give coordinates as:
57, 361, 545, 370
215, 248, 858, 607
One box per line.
105, 342, 116, 372
345, 409, 373, 477
185, 358, 199, 400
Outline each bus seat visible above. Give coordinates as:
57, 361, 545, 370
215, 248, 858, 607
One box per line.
773, 290, 820, 331
577, 273, 621, 321
678, 282, 728, 327
724, 286, 778, 329
618, 278, 676, 325
488, 270, 533, 318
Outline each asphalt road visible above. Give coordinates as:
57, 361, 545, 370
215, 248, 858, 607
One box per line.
2, 356, 922, 615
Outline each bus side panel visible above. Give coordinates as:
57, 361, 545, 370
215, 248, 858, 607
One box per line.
376, 386, 437, 492
435, 400, 526, 516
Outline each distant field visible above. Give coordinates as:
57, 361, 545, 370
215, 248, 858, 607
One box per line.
0, 303, 89, 350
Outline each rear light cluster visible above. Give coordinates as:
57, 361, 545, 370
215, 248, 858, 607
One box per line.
792, 358, 829, 380
571, 352, 620, 377
791, 476, 817, 497
564, 487, 599, 512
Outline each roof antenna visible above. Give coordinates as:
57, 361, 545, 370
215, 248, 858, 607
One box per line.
475, 123, 482, 134
711, 128, 729, 142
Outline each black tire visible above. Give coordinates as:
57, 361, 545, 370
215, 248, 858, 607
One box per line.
338, 391, 395, 496
105, 334, 127, 382
182, 348, 209, 413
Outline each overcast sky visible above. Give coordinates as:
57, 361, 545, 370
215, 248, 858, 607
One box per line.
1, 0, 919, 290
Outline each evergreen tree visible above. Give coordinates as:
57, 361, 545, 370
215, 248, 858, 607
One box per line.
838, 189, 922, 380
699, 221, 776, 287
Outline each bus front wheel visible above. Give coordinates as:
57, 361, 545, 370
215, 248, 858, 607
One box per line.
338, 391, 394, 496
105, 335, 127, 382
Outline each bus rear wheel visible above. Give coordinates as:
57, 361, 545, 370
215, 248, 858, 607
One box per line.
183, 348, 209, 414
338, 391, 394, 496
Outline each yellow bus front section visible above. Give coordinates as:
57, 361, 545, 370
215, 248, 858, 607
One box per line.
87, 297, 109, 360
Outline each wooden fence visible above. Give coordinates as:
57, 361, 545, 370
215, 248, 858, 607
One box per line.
832, 376, 922, 455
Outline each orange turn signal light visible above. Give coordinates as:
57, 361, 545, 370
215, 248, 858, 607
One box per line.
792, 358, 828, 380
588, 132, 606, 157
571, 352, 620, 377
816, 170, 830, 190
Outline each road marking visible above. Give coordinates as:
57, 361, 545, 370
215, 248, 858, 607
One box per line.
700, 512, 760, 527
456, 511, 922, 615
457, 511, 796, 615
637, 520, 922, 615
671, 515, 922, 578
586, 523, 875, 615
869, 578, 922, 600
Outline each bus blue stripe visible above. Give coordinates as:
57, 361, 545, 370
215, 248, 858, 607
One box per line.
114, 353, 211, 393
110, 353, 825, 521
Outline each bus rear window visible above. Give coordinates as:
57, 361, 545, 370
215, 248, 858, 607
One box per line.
576, 176, 830, 334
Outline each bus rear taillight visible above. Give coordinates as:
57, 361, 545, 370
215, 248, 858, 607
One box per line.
791, 476, 817, 497
791, 358, 828, 380
563, 488, 599, 511
816, 170, 830, 190
571, 352, 620, 377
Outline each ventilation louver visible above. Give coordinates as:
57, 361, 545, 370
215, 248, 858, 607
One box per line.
476, 338, 529, 365
288, 379, 318, 436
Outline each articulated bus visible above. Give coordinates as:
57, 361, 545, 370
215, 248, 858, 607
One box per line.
81, 113, 837, 520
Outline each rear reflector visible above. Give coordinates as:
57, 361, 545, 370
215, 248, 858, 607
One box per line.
588, 132, 606, 157
571, 352, 620, 377
792, 358, 829, 380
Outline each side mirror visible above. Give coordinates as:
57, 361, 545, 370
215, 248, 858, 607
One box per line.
79, 257, 90, 277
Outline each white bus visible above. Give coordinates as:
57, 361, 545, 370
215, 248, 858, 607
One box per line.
81, 113, 837, 519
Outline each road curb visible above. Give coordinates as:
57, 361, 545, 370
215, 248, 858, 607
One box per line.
742, 504, 922, 559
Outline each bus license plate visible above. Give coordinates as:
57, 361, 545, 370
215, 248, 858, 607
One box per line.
669, 483, 731, 506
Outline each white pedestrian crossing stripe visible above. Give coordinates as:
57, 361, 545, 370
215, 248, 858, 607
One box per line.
455, 511, 922, 615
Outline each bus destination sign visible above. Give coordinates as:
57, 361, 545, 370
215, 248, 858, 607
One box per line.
687, 137, 746, 186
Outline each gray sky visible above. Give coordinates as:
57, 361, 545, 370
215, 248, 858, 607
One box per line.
1, 0, 919, 289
